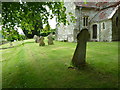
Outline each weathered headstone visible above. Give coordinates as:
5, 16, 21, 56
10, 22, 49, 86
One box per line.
33, 35, 40, 43
47, 34, 54, 45
9, 42, 13, 47
36, 36, 40, 43
72, 29, 90, 67
33, 35, 38, 43
39, 36, 45, 46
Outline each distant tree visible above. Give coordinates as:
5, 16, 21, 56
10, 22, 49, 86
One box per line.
2, 27, 19, 42
18, 34, 26, 40
41, 24, 51, 36
2, 2, 69, 39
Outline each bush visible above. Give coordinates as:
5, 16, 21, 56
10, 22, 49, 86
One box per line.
18, 35, 26, 41
0, 39, 8, 45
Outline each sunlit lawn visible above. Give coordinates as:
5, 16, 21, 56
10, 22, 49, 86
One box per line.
0, 39, 118, 88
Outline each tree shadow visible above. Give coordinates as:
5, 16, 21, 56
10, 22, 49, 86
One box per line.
69, 63, 111, 77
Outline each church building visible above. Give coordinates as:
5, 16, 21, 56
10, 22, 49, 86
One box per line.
56, 2, 120, 42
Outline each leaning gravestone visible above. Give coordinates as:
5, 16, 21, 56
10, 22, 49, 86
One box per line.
47, 34, 54, 45
39, 36, 45, 46
72, 29, 90, 67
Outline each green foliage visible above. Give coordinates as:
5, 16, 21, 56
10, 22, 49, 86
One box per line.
2, 27, 19, 42
1, 25, 26, 41
18, 34, 26, 40
41, 24, 56, 36
68, 12, 76, 23
2, 2, 68, 37
42, 24, 51, 33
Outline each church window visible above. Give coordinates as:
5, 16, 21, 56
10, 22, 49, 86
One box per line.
86, 17, 88, 26
83, 16, 89, 26
83, 17, 86, 26
103, 22, 105, 29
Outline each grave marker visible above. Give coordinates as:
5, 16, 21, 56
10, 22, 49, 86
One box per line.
72, 29, 90, 67
39, 36, 45, 46
47, 34, 54, 45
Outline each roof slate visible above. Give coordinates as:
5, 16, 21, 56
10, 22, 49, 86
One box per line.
91, 5, 119, 22
74, 2, 118, 9
74, 2, 120, 22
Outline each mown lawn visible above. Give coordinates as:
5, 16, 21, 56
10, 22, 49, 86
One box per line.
0, 39, 118, 88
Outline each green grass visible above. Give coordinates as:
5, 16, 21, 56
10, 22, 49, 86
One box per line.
0, 39, 118, 88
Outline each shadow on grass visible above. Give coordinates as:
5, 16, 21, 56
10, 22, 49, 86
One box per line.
69, 63, 111, 77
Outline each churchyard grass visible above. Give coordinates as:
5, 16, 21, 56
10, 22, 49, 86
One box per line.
1, 39, 118, 88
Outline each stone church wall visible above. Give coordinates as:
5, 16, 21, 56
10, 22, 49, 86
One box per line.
56, 2, 76, 42
73, 7, 99, 42
56, 2, 119, 42
90, 22, 100, 41
99, 20, 112, 42
79, 8, 98, 30
112, 7, 120, 41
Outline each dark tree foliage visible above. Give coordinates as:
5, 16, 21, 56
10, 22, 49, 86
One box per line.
2, 2, 67, 39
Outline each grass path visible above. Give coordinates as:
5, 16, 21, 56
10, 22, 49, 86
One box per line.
1, 39, 118, 88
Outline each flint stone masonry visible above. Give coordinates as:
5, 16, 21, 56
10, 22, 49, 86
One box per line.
56, 2, 75, 42
112, 7, 120, 41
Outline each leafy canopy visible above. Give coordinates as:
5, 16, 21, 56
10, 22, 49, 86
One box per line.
2, 1, 71, 40
2, 2, 67, 31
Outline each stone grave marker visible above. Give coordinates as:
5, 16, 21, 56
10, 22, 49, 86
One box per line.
36, 36, 40, 43
33, 35, 38, 43
39, 36, 45, 46
72, 29, 90, 67
47, 34, 54, 45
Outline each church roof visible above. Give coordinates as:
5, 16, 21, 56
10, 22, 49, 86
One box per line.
74, 2, 120, 22
74, 2, 99, 8
91, 5, 119, 22
74, 2, 119, 9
